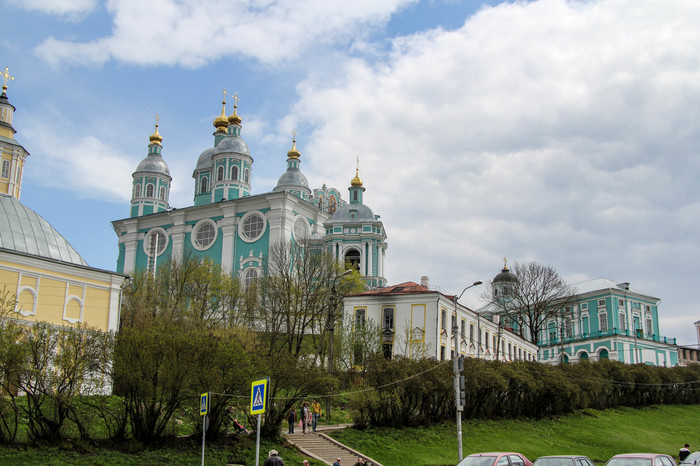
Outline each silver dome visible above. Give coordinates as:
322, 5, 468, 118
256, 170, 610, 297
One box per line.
214, 134, 250, 156
274, 169, 309, 190
195, 147, 215, 171
135, 153, 170, 177
329, 204, 376, 223
0, 194, 88, 266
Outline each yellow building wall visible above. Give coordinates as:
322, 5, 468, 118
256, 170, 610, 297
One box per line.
0, 256, 121, 332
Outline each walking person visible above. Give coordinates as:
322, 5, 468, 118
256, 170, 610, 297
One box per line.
311, 399, 322, 432
680, 444, 691, 461
287, 407, 297, 434
301, 402, 310, 434
333, 458, 341, 466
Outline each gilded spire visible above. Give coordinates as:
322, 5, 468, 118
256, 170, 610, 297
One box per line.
287, 130, 300, 159
351, 155, 363, 187
149, 114, 163, 146
228, 92, 242, 125
213, 89, 229, 132
1, 67, 14, 94
503, 257, 508, 271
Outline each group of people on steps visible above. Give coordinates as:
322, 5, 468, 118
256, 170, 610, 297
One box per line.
287, 399, 323, 434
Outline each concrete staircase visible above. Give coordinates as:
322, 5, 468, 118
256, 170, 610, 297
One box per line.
284, 425, 382, 466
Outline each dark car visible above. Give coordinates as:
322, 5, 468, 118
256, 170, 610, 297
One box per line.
680, 452, 700, 466
458, 452, 533, 466
606, 453, 677, 466
535, 455, 595, 466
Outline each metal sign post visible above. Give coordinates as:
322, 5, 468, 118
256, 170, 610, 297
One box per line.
200, 391, 209, 466
250, 378, 269, 466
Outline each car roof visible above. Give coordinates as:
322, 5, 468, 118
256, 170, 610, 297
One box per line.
469, 453, 524, 457
537, 456, 589, 459
611, 454, 671, 459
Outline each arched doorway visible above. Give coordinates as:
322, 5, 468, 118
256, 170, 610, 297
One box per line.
344, 249, 360, 271
579, 351, 589, 361
599, 348, 609, 360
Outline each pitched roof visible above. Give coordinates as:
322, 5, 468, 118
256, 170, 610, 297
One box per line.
348, 281, 437, 297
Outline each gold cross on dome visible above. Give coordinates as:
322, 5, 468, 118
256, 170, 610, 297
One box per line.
222, 88, 227, 103
155, 113, 160, 127
503, 257, 508, 268
232, 92, 239, 107
1, 67, 14, 88
292, 129, 296, 141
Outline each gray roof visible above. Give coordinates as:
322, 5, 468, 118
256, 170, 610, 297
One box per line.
571, 278, 656, 299
0, 194, 87, 266
274, 168, 309, 191
195, 147, 215, 171
214, 133, 250, 156
135, 153, 170, 177
328, 203, 376, 223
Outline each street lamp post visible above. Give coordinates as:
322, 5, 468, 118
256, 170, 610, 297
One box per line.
327, 269, 353, 420
453, 280, 482, 463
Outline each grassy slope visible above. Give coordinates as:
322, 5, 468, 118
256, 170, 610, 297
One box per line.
0, 405, 697, 465
329, 405, 700, 466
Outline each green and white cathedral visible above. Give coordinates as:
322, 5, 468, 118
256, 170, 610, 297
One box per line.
112, 98, 388, 288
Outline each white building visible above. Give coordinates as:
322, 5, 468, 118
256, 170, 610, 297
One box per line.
342, 279, 538, 363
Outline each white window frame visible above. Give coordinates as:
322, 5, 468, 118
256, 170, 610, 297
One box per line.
143, 227, 169, 257
238, 211, 267, 243
191, 219, 218, 251
1, 159, 10, 179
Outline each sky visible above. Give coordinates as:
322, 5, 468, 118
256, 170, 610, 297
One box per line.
3, 0, 700, 346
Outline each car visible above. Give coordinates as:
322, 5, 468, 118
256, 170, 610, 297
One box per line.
680, 452, 700, 466
458, 452, 533, 466
534, 455, 596, 466
606, 453, 677, 466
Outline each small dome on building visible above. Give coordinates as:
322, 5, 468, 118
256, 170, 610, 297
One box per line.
275, 170, 309, 189
493, 261, 518, 284
195, 147, 215, 171
0, 194, 87, 266
135, 153, 170, 176
214, 134, 250, 156
329, 203, 376, 223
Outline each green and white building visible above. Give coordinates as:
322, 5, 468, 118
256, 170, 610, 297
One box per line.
478, 264, 679, 366
112, 99, 388, 288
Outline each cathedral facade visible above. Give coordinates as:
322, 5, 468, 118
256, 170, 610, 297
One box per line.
112, 97, 388, 288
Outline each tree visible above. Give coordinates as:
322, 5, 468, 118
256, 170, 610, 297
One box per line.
484, 261, 575, 346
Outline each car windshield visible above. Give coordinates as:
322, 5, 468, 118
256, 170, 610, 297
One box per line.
608, 458, 653, 466
536, 458, 575, 466
459, 456, 499, 466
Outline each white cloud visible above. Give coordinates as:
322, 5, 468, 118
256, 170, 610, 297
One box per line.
7, 0, 97, 18
292, 0, 700, 344
34, 0, 417, 67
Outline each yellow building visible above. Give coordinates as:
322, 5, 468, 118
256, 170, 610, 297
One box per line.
0, 68, 126, 332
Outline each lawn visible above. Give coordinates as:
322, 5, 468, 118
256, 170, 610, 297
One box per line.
0, 404, 697, 465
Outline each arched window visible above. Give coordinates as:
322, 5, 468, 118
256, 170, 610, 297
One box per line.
244, 169, 249, 184
344, 249, 360, 271
146, 183, 155, 198
159, 186, 166, 200
217, 166, 224, 181
243, 268, 258, 287
200, 177, 209, 193
1, 160, 9, 179
329, 195, 337, 214
231, 166, 238, 180
133, 184, 141, 198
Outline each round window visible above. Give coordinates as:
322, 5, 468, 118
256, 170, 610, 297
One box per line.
240, 213, 265, 242
294, 217, 308, 242
192, 220, 217, 250
144, 228, 168, 257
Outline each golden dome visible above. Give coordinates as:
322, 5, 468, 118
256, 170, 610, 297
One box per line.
228, 103, 242, 126
287, 137, 300, 159
351, 167, 363, 187
213, 99, 229, 133
149, 117, 162, 145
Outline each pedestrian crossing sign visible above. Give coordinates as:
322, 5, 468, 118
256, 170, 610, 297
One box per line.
250, 378, 269, 415
200, 392, 209, 416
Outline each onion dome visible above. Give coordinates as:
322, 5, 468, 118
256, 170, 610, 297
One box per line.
493, 259, 518, 284
149, 122, 163, 146
196, 147, 215, 171
287, 137, 300, 159
213, 98, 228, 133
228, 103, 242, 126
329, 203, 376, 222
351, 166, 363, 187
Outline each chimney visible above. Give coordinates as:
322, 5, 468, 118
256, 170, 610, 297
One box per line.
617, 282, 630, 290
421, 276, 430, 289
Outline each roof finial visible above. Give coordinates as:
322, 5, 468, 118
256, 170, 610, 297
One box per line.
351, 155, 363, 187
287, 129, 300, 159
214, 88, 229, 132
503, 256, 508, 271
1, 67, 14, 93
228, 91, 242, 125
149, 113, 163, 145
